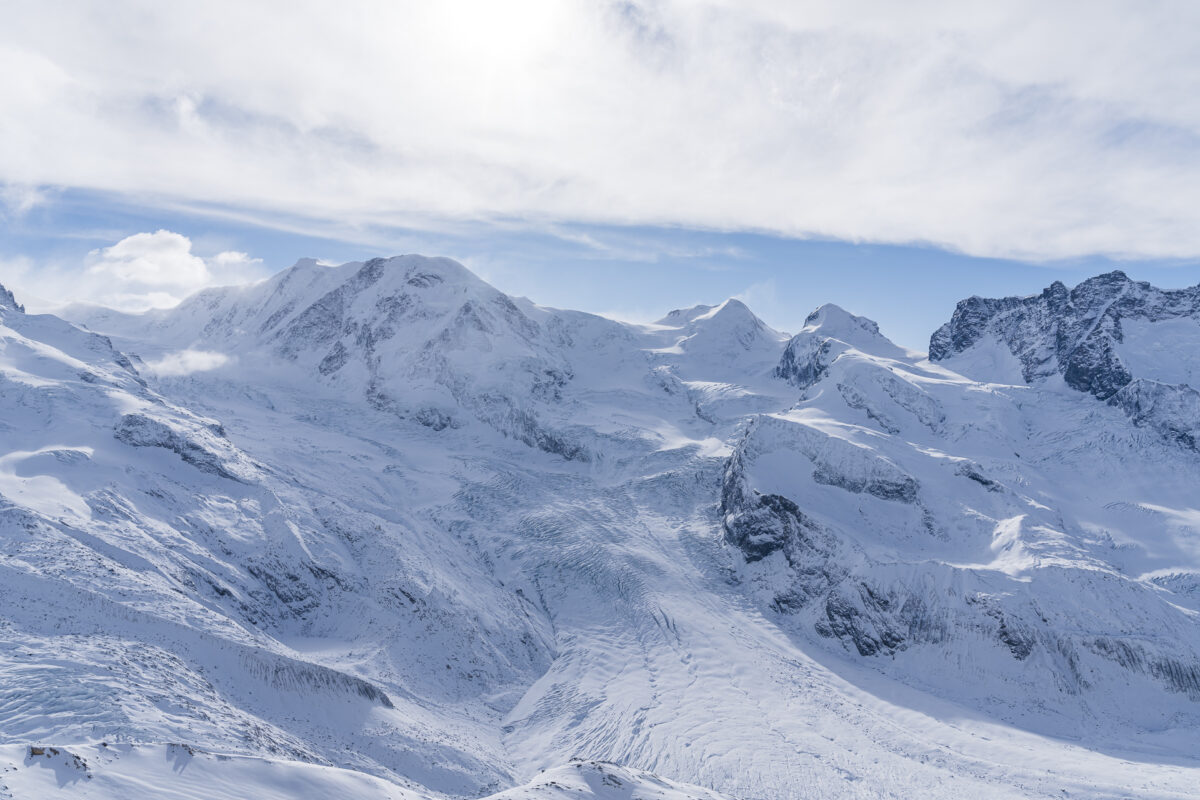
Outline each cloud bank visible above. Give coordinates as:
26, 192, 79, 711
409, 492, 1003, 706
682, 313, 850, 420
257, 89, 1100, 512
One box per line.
2, 1, 1199, 259
6, 230, 263, 312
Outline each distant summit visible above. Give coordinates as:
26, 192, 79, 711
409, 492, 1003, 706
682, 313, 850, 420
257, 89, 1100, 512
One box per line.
775, 303, 909, 388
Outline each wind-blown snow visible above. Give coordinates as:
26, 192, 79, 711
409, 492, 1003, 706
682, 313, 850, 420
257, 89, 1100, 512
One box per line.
2, 258, 1200, 799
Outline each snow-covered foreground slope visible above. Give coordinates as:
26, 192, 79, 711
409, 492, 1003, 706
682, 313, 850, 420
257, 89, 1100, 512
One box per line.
4, 260, 1200, 798
2, 745, 727, 800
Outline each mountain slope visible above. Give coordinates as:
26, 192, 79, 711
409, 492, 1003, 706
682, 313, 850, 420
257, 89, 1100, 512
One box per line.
3, 259, 1200, 798
732, 296, 1200, 736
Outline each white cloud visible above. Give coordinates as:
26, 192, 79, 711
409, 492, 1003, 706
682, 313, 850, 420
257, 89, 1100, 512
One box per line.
7, 230, 266, 313
88, 230, 211, 288
1, 2, 1200, 259
210, 250, 261, 268
143, 349, 232, 377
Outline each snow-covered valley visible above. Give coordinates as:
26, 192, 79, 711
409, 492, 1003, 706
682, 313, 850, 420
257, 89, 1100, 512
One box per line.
3, 259, 1200, 798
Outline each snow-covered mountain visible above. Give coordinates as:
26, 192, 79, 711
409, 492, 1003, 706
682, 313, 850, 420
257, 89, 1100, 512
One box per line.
4, 257, 1200, 799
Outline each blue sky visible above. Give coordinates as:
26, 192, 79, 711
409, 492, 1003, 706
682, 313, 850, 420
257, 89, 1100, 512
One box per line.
5, 188, 1200, 349
3, 2, 1200, 349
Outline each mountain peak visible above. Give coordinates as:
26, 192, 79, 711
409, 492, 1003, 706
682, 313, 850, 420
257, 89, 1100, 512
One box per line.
657, 298, 762, 326
671, 298, 791, 360
368, 253, 479, 283
0, 283, 24, 315
693, 298, 757, 325
1091, 268, 1130, 283
1070, 269, 1141, 304
802, 303, 879, 337
269, 254, 482, 291
775, 304, 906, 387
797, 303, 905, 359
657, 302, 717, 326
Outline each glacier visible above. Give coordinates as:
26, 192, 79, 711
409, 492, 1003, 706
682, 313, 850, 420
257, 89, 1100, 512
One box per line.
2, 256, 1200, 798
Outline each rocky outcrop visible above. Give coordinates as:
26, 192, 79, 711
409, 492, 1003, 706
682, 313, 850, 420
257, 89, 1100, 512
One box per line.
776, 335, 838, 389
930, 271, 1200, 396
931, 271, 1200, 448
721, 446, 834, 567
0, 283, 24, 314
721, 420, 931, 658
1109, 379, 1200, 450
114, 413, 255, 482
722, 442, 941, 659
776, 304, 905, 389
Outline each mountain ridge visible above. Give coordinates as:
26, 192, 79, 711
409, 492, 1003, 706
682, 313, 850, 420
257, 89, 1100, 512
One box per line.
4, 258, 1200, 798
931, 269, 1200, 448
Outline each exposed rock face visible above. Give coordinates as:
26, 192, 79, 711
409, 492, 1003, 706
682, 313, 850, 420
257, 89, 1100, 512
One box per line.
1109, 379, 1200, 450
0, 283, 23, 314
776, 304, 908, 389
930, 271, 1200, 448
721, 437, 939, 660
721, 445, 833, 566
114, 413, 256, 482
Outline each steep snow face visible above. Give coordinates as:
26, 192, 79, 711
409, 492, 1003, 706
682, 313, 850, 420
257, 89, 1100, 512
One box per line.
930, 271, 1200, 448
732, 311, 1200, 740
1112, 317, 1200, 386
9, 264, 1200, 800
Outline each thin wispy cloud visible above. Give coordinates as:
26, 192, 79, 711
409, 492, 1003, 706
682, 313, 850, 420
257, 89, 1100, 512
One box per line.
0, 183, 49, 219
2, 1, 1199, 260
